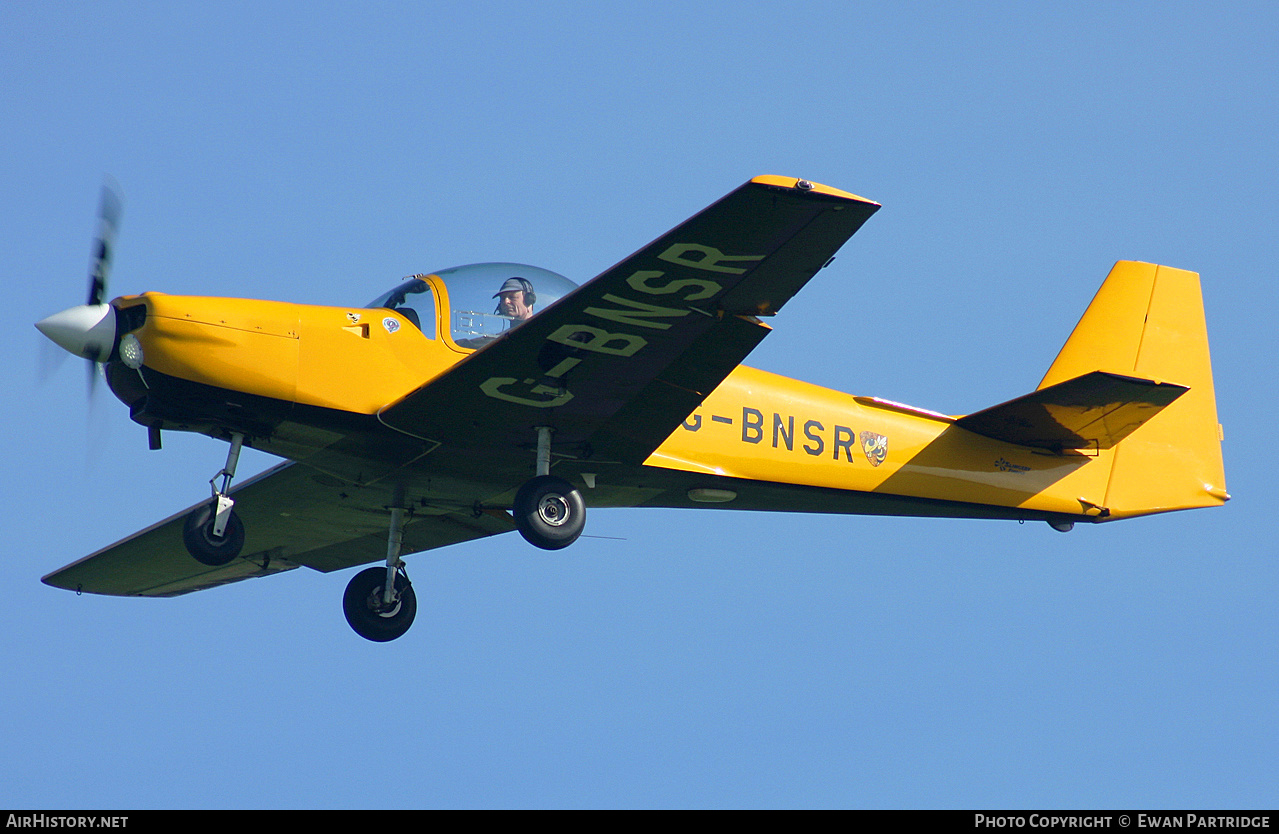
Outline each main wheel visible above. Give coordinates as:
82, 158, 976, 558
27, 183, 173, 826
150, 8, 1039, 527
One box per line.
182, 501, 245, 566
513, 475, 585, 550
343, 566, 417, 642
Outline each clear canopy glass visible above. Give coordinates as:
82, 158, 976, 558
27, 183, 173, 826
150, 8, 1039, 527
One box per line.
367, 263, 578, 348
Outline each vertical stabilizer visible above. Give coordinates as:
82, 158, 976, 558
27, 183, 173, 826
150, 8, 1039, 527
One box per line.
1040, 262, 1228, 517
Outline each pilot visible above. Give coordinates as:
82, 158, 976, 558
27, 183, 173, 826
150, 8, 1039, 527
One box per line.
493, 277, 535, 323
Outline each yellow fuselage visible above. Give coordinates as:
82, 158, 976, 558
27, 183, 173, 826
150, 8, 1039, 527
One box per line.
116, 290, 1110, 522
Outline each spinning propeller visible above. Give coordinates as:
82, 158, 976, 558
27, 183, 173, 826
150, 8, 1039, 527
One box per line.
36, 180, 124, 393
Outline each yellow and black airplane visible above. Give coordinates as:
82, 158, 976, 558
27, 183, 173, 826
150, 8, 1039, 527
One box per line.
37, 176, 1229, 641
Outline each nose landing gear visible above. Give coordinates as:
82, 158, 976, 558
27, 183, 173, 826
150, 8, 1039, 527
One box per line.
182, 500, 246, 566
183, 432, 247, 567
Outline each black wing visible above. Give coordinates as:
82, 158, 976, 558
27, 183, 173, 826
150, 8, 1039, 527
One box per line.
378, 176, 880, 464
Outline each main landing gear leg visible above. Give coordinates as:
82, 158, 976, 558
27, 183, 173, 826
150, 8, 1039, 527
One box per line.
343, 492, 417, 642
182, 432, 247, 567
513, 426, 586, 551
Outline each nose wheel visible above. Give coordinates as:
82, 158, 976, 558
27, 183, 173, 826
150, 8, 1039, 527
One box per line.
182, 500, 245, 566
183, 432, 247, 566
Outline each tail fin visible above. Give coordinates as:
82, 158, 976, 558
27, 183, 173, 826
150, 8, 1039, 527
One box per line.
1040, 261, 1228, 517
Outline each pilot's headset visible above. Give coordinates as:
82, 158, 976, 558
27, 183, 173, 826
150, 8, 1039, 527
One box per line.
493, 277, 536, 314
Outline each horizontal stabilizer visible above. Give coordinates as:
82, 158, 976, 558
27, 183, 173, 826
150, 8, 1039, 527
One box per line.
955, 371, 1187, 452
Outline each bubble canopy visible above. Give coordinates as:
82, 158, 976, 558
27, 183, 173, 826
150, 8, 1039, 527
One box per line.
366, 263, 578, 347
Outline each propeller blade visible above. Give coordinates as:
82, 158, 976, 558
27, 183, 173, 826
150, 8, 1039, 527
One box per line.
87, 178, 123, 307
34, 178, 128, 468
37, 334, 69, 382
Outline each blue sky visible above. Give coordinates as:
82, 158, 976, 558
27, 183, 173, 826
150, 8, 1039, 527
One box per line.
4, 1, 1275, 808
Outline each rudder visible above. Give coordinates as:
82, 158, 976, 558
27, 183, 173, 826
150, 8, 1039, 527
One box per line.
1040, 261, 1228, 517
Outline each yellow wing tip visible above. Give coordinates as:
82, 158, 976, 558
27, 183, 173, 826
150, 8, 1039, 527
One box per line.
750, 175, 878, 205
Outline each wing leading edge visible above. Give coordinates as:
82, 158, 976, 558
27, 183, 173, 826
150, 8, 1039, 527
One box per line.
42, 462, 514, 597
378, 176, 880, 464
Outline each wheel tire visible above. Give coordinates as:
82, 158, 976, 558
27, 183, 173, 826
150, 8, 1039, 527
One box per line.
513, 475, 585, 550
343, 566, 417, 642
182, 501, 245, 566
